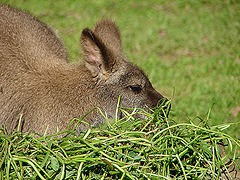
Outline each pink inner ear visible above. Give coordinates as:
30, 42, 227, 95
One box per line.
96, 59, 102, 70
89, 54, 101, 70
86, 41, 102, 70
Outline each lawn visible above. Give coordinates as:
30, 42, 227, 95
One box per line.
0, 0, 240, 178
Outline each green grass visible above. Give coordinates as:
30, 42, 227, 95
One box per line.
1, 105, 239, 179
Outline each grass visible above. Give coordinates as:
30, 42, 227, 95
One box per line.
0, 0, 239, 178
1, 104, 239, 179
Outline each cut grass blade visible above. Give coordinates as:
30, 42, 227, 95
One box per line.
0, 104, 239, 179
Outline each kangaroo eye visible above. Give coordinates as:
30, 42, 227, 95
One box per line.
128, 85, 142, 94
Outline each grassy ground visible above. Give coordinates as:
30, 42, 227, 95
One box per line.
1, 106, 239, 179
1, 0, 239, 139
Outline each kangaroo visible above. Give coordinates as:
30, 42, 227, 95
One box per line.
1, 5, 239, 179
0, 4, 169, 135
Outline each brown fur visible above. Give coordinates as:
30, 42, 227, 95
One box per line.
0, 5, 167, 135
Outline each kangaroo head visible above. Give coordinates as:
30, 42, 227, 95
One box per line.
80, 19, 169, 120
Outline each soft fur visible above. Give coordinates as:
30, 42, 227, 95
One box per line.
0, 5, 167, 135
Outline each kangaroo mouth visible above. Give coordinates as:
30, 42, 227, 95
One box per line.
117, 98, 171, 122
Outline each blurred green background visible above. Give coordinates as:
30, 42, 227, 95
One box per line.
1, 0, 239, 138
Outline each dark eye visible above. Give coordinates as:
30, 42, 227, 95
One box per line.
128, 85, 142, 94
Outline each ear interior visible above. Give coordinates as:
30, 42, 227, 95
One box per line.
81, 28, 106, 77
81, 28, 118, 78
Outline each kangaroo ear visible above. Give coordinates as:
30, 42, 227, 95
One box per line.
94, 19, 122, 52
81, 28, 116, 78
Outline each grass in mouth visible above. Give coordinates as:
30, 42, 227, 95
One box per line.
0, 101, 239, 179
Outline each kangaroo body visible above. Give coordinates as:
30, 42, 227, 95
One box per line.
0, 5, 167, 135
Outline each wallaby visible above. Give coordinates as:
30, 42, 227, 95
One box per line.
0, 4, 169, 135
1, 5, 239, 179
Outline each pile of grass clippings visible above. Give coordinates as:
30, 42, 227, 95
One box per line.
0, 102, 239, 179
